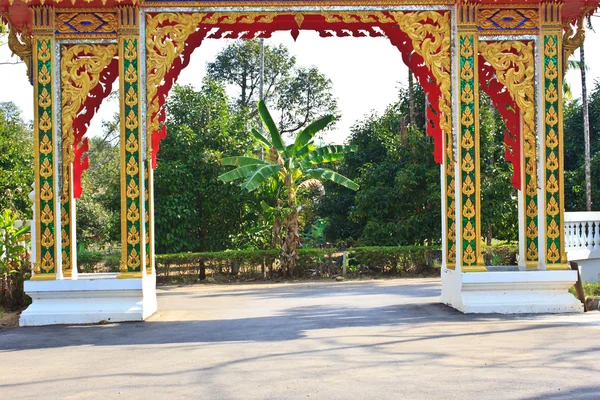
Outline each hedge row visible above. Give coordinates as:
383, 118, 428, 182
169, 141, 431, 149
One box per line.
155, 246, 443, 281
78, 244, 518, 279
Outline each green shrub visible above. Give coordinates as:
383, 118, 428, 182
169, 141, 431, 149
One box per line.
77, 251, 120, 273
155, 246, 442, 281
0, 210, 30, 310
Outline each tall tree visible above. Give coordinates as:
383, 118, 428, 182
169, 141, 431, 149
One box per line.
580, 38, 592, 210
207, 40, 295, 110
154, 81, 257, 253
207, 40, 339, 133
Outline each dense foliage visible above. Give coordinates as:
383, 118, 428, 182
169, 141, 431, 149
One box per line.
0, 209, 30, 309
564, 80, 600, 210
0, 102, 33, 217
155, 80, 257, 253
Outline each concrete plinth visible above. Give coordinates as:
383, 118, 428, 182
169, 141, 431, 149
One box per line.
441, 268, 583, 314
568, 249, 600, 283
20, 273, 157, 326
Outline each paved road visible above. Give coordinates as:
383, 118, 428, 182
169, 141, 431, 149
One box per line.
1, 279, 600, 399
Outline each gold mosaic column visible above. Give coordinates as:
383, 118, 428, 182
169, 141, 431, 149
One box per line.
118, 6, 146, 278
30, 7, 59, 281
456, 3, 484, 272
540, 1, 568, 270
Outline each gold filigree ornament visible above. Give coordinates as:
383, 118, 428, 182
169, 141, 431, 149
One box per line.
124, 39, 137, 61
461, 84, 474, 103
125, 133, 139, 153
61, 207, 70, 225
527, 220, 537, 239
127, 203, 140, 222
40, 204, 54, 224
546, 197, 559, 218
41, 252, 54, 273
126, 180, 140, 199
478, 8, 538, 32
146, 13, 208, 146
61, 44, 117, 197
39, 112, 52, 132
463, 221, 476, 241
56, 12, 117, 35
526, 200, 538, 218
40, 182, 53, 201
125, 87, 138, 107
463, 199, 475, 219
546, 129, 558, 149
460, 63, 474, 80
128, 248, 141, 269
38, 40, 51, 62
546, 243, 560, 263
126, 157, 139, 176
462, 176, 475, 197
462, 153, 475, 173
128, 226, 140, 245
41, 228, 54, 248
39, 159, 53, 178
463, 245, 476, 264
546, 152, 559, 171
461, 131, 474, 149
37, 63, 51, 85
61, 228, 70, 247
125, 64, 137, 84
546, 174, 559, 194
125, 110, 139, 131
40, 135, 52, 155
547, 219, 560, 240
561, 9, 595, 74
527, 242, 539, 260
1, 14, 33, 81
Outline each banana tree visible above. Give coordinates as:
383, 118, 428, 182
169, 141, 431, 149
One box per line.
219, 100, 359, 276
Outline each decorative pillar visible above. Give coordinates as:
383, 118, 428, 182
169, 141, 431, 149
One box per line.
118, 6, 146, 278
30, 7, 60, 281
539, 1, 568, 270
456, 2, 484, 272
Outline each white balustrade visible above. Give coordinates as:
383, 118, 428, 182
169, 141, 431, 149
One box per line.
564, 212, 600, 252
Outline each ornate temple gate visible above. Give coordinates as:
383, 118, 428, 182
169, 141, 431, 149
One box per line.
1, 0, 597, 325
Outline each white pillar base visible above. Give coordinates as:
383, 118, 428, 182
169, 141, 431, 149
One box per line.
20, 273, 157, 326
441, 268, 583, 314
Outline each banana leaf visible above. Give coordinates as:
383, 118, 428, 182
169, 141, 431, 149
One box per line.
305, 168, 359, 191
219, 164, 263, 183
221, 156, 266, 167
293, 114, 335, 153
252, 128, 272, 150
242, 164, 282, 192
258, 100, 286, 154
302, 145, 357, 166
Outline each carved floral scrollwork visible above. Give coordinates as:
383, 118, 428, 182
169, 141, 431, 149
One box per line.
61, 44, 118, 194
2, 14, 33, 83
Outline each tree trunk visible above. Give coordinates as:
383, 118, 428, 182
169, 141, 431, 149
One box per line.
281, 212, 300, 277
581, 43, 592, 211
408, 70, 416, 126
272, 217, 281, 249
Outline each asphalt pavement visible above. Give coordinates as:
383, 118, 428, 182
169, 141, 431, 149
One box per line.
1, 278, 600, 399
